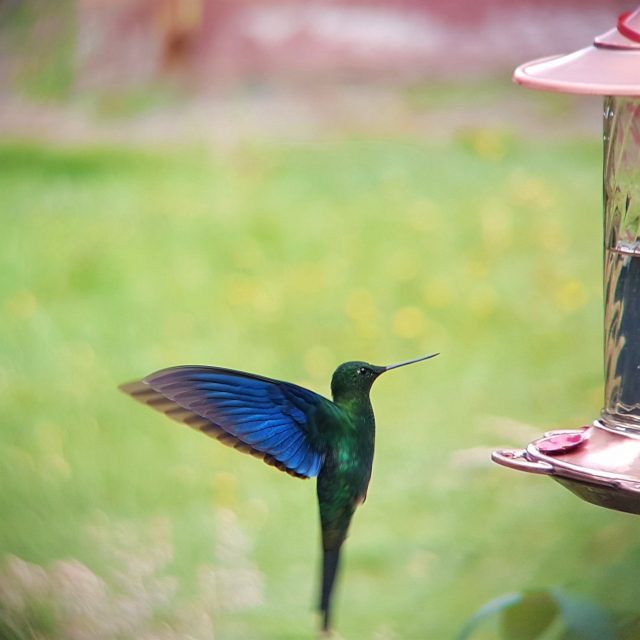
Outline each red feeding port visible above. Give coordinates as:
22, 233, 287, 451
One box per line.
536, 428, 590, 455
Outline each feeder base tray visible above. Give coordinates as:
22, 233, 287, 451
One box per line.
492, 421, 640, 515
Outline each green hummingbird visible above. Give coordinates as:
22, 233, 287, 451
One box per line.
120, 352, 438, 633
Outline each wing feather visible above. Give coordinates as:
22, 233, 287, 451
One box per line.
120, 365, 340, 478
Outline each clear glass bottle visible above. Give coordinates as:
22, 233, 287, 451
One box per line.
602, 96, 640, 433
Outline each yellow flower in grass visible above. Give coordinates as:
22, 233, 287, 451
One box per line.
424, 277, 452, 309
304, 345, 335, 379
226, 275, 258, 308
469, 286, 498, 318
554, 278, 588, 313
213, 471, 238, 507
4, 290, 37, 320
460, 128, 510, 162
393, 306, 425, 339
346, 289, 380, 339
508, 171, 556, 211
536, 218, 565, 253
480, 201, 513, 251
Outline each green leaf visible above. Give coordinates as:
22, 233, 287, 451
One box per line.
458, 589, 620, 640
552, 590, 616, 640
502, 590, 560, 640
457, 593, 523, 640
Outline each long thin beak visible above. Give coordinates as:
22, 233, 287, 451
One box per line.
384, 352, 439, 372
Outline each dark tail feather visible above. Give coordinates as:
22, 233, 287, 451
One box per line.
320, 547, 341, 633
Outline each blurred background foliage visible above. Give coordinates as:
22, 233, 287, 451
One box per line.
1, 1, 639, 638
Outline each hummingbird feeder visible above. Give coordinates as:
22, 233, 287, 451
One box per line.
492, 6, 640, 515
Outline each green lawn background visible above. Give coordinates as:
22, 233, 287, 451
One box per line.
1, 119, 639, 638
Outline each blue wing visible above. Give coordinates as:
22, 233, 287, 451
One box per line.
120, 365, 338, 478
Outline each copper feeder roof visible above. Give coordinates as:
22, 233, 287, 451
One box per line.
514, 7, 640, 96
492, 7, 640, 514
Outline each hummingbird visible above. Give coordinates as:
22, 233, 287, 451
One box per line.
119, 352, 438, 634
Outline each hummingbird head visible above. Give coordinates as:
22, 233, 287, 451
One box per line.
330, 361, 385, 399
330, 354, 438, 402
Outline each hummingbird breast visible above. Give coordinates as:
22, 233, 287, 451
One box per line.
317, 402, 375, 534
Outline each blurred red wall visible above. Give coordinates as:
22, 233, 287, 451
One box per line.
76, 0, 631, 89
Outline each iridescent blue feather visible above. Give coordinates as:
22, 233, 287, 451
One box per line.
120, 365, 333, 478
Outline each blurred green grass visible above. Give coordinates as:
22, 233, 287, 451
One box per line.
1, 130, 639, 639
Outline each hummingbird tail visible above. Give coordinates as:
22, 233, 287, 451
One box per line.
320, 547, 341, 632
